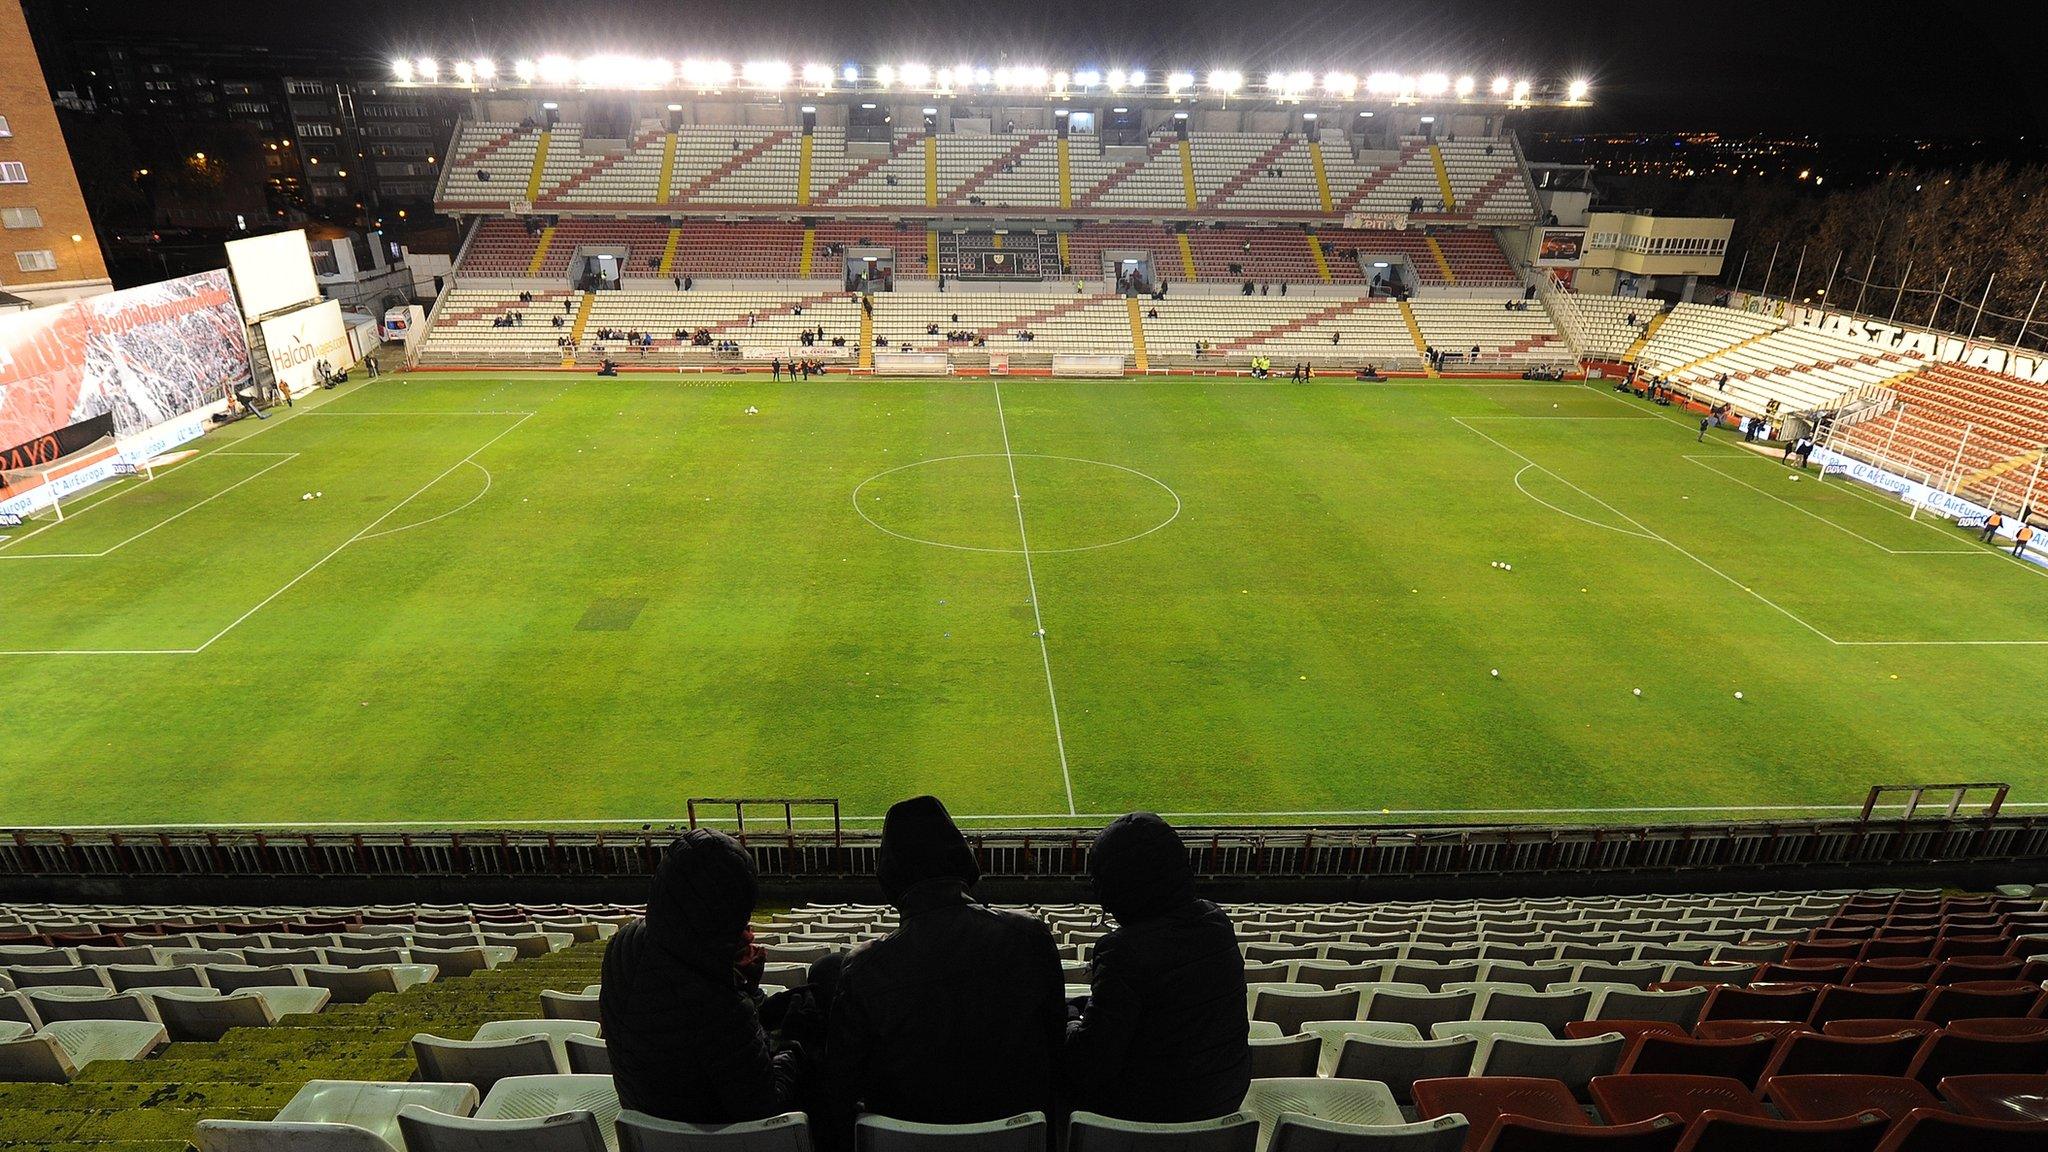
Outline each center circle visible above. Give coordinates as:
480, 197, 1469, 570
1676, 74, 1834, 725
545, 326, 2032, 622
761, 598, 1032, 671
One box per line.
853, 454, 1182, 554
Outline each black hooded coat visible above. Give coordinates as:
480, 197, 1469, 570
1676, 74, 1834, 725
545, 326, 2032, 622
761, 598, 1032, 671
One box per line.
600, 829, 802, 1122
826, 796, 1066, 1138
1064, 813, 1250, 1121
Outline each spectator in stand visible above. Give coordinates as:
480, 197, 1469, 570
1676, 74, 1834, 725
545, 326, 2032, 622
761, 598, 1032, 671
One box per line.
827, 796, 1064, 1143
600, 830, 803, 1123
1065, 813, 1248, 1122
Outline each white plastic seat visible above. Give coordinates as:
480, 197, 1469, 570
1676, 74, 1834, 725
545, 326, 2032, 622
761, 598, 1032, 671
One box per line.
260, 1079, 482, 1150
1270, 1113, 1468, 1152
476, 1074, 622, 1152
1066, 1110, 1258, 1152
1589, 987, 1707, 1029
398, 1104, 608, 1152
541, 990, 602, 1022
204, 964, 309, 992
155, 987, 331, 1040
854, 1113, 1047, 1152
472, 1019, 601, 1069
1328, 1035, 1477, 1104
1252, 988, 1363, 1036
411, 947, 505, 977
0, 1032, 77, 1082
1298, 1021, 1423, 1075
41, 1019, 167, 1071
7, 966, 110, 990
565, 1034, 610, 1075
615, 1110, 813, 1152
1471, 1032, 1624, 1099
1475, 988, 1594, 1037
413, 1033, 563, 1093
308, 965, 435, 1004
26, 989, 160, 1023
1249, 1034, 1320, 1079
1239, 1079, 1403, 1152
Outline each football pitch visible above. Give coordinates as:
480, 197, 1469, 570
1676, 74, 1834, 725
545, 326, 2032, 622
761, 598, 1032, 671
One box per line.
4, 371, 2046, 830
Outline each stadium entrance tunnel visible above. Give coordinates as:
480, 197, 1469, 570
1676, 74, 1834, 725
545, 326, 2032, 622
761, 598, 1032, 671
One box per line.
853, 453, 1181, 554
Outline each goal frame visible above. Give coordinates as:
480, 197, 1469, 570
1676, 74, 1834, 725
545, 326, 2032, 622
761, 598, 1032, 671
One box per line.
0, 438, 146, 523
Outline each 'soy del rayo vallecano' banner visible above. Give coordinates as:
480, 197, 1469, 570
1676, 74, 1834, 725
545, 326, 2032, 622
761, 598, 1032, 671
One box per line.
0, 269, 251, 516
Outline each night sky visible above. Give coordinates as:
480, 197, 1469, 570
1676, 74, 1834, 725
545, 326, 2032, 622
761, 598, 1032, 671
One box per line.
42, 0, 2048, 136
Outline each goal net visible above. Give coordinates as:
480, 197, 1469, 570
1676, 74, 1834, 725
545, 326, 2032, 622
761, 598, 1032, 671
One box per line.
0, 436, 145, 522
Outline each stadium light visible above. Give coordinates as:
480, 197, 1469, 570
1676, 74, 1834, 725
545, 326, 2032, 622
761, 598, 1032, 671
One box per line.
1366, 71, 1399, 96
1053, 70, 1071, 91
644, 58, 676, 86
743, 60, 793, 89
1022, 66, 1051, 89
1323, 71, 1357, 97
1420, 72, 1449, 96
802, 62, 834, 88
1512, 79, 1532, 101
1302, 112, 1318, 121
667, 103, 683, 111
842, 64, 860, 83
922, 106, 939, 116
475, 58, 496, 81
1074, 69, 1100, 88
1491, 75, 1510, 96
392, 58, 415, 82
974, 66, 993, 85
1167, 71, 1194, 95
1208, 70, 1243, 95
416, 57, 439, 81
876, 64, 896, 87
1107, 68, 1128, 90
901, 62, 931, 89
1568, 78, 1591, 101
1455, 75, 1475, 97
538, 54, 574, 83
936, 67, 954, 88
1129, 70, 1146, 86
454, 60, 474, 83
515, 58, 538, 82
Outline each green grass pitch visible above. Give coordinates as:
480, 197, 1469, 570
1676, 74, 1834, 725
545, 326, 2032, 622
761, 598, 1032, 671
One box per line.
3, 371, 2045, 829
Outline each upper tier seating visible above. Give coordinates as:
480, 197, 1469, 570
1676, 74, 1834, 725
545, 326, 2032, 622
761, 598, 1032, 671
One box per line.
1546, 293, 1661, 359
1832, 362, 2048, 504
436, 122, 1541, 224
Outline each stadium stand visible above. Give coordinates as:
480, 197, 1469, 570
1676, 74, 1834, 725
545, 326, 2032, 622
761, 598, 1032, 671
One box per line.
1830, 362, 2048, 505
1544, 291, 1663, 360
1410, 300, 1570, 369
1655, 324, 1922, 417
19, 886, 2041, 1148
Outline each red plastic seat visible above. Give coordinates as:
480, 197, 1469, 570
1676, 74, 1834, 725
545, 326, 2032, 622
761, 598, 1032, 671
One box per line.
1869, 1107, 2048, 1152
1695, 1020, 1805, 1043
1621, 1034, 1781, 1089
1703, 987, 1820, 1023
1478, 1114, 1687, 1152
1847, 961, 1936, 986
1414, 1077, 1583, 1152
1671, 1109, 1889, 1152
1759, 1032, 1924, 1080
1818, 1020, 1937, 1041
1760, 963, 1850, 986
1808, 987, 1929, 1027
1947, 1017, 2048, 1038
1856, 938, 1934, 962
1932, 936, 2012, 960
1589, 1075, 1765, 1125
1786, 942, 1864, 963
1917, 982, 2044, 1026
1929, 958, 2023, 985
1908, 1028, 2048, 1087
1937, 1073, 2048, 1122
1765, 1074, 1942, 1122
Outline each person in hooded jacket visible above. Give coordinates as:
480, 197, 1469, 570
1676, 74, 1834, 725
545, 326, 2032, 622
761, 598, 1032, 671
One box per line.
600, 829, 803, 1123
1064, 812, 1249, 1122
825, 796, 1065, 1144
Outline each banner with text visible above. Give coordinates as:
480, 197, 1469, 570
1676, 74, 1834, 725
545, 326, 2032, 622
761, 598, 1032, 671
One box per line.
258, 300, 351, 394
0, 269, 251, 453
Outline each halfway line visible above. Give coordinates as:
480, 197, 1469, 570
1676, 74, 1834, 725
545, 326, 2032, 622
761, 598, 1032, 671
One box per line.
993, 381, 1077, 816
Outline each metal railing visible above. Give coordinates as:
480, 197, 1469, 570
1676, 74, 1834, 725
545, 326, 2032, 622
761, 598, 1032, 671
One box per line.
2, 814, 2041, 884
